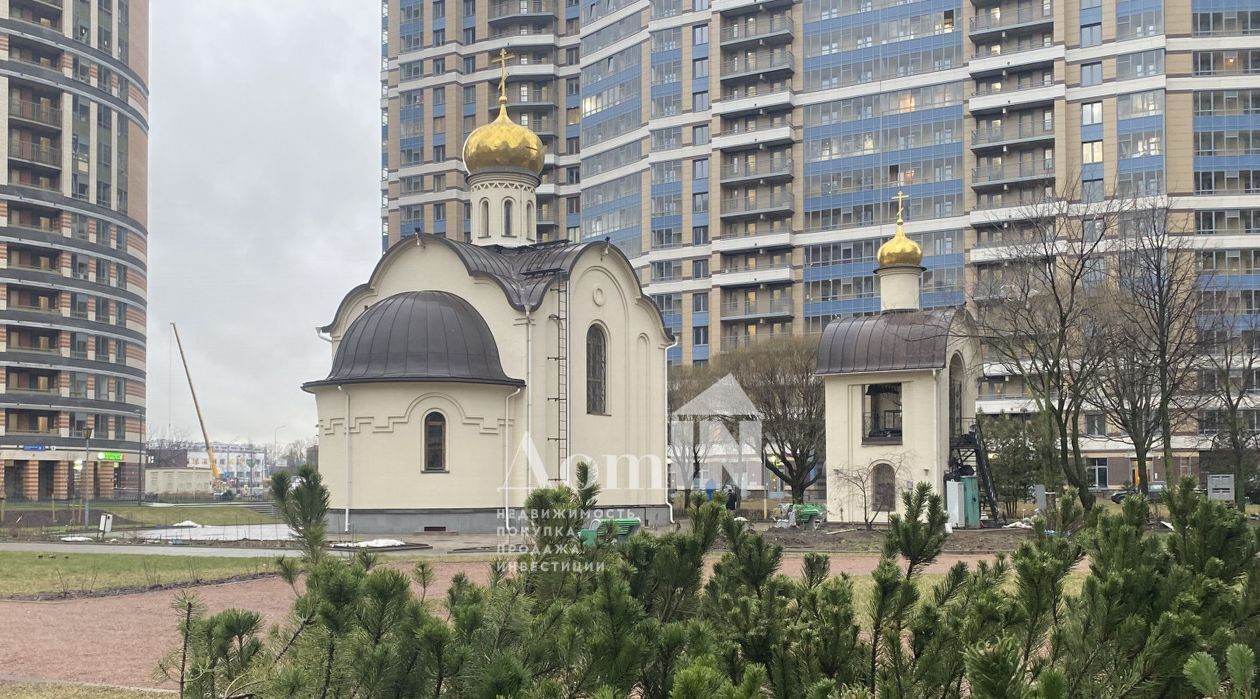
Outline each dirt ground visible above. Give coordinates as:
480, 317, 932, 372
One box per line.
759, 525, 1033, 553
0, 553, 1004, 690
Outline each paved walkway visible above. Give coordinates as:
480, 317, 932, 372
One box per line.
0, 532, 519, 558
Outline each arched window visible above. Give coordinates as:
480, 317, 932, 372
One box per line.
526, 202, 535, 238
872, 462, 896, 513
479, 199, 490, 238
503, 199, 514, 236
586, 325, 607, 414
423, 412, 446, 472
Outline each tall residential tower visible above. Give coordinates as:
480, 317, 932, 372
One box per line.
0, 0, 148, 501
382, 0, 1260, 485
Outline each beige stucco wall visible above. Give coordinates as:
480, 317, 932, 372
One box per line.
313, 235, 670, 513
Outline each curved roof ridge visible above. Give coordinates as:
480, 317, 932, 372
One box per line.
815, 307, 961, 375
321, 234, 672, 343
304, 290, 523, 390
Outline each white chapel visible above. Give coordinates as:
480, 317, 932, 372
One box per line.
815, 195, 982, 524
304, 53, 673, 534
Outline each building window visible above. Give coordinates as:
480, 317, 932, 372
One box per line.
1082, 101, 1102, 125
424, 412, 446, 472
693, 291, 708, 312
1088, 457, 1108, 489
693, 325, 709, 346
586, 325, 608, 414
480, 199, 490, 237
1080, 23, 1102, 47
1081, 61, 1103, 86
693, 124, 709, 145
1082, 178, 1104, 202
693, 24, 708, 45
872, 462, 897, 512
692, 225, 709, 244
1085, 413, 1106, 436
504, 199, 514, 236
693, 91, 709, 111
1082, 140, 1103, 164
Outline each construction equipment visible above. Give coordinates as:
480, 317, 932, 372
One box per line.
171, 323, 219, 480
579, 517, 641, 546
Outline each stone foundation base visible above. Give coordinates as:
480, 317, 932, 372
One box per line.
330, 504, 675, 535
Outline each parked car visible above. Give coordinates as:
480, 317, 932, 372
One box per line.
1110, 482, 1166, 504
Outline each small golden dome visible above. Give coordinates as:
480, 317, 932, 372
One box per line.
462, 100, 544, 176
877, 228, 923, 267
877, 192, 923, 267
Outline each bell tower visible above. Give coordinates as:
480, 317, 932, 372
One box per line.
875, 191, 925, 312
462, 49, 544, 248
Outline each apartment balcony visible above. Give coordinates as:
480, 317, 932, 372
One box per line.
969, 6, 1054, 39
714, 0, 793, 15
712, 222, 792, 252
971, 160, 1055, 189
968, 44, 1063, 77
714, 87, 793, 117
6, 300, 61, 316
9, 140, 61, 170
488, 0, 555, 24
5, 384, 59, 396
719, 156, 793, 186
720, 296, 794, 320
12, 0, 65, 13
489, 92, 556, 110
720, 50, 794, 83
720, 331, 794, 351
719, 190, 794, 220
969, 79, 1064, 113
971, 122, 1055, 151
719, 14, 794, 49
862, 411, 903, 445
8, 98, 61, 130
712, 261, 793, 287
712, 121, 792, 151
5, 344, 61, 356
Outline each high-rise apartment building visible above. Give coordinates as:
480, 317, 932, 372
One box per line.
382, 0, 1260, 485
0, 0, 148, 501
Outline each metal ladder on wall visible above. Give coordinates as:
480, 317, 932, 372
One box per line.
546, 279, 569, 480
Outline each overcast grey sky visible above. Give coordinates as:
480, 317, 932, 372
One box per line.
148, 2, 381, 445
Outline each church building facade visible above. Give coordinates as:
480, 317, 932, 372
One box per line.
305, 55, 673, 534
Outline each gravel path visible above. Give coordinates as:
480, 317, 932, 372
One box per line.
0, 553, 999, 689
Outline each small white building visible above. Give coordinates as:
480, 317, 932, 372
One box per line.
304, 57, 673, 534
144, 466, 212, 497
815, 198, 981, 524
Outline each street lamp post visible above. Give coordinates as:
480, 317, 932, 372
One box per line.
272, 425, 287, 478
76, 427, 93, 528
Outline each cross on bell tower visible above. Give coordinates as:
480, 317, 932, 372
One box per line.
492, 48, 516, 108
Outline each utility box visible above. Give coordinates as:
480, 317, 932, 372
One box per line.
98, 513, 113, 537
945, 480, 965, 529
961, 475, 981, 528
1208, 474, 1236, 504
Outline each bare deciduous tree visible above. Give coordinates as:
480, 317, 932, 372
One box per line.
667, 361, 719, 508
833, 456, 905, 529
1200, 316, 1260, 508
717, 336, 825, 503
1106, 201, 1210, 491
970, 180, 1127, 511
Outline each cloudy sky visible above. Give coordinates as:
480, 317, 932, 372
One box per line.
148, 2, 381, 445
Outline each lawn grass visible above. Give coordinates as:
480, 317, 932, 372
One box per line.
99, 505, 279, 527
0, 683, 170, 698
0, 551, 275, 597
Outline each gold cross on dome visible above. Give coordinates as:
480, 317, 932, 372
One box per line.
492, 48, 516, 103
892, 190, 905, 223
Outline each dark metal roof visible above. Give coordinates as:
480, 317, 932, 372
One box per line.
321, 234, 672, 341
815, 308, 960, 375
304, 291, 523, 390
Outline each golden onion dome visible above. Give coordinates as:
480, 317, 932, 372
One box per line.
462, 98, 544, 176
877, 193, 923, 267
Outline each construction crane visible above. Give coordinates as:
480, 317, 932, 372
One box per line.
171, 322, 219, 480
